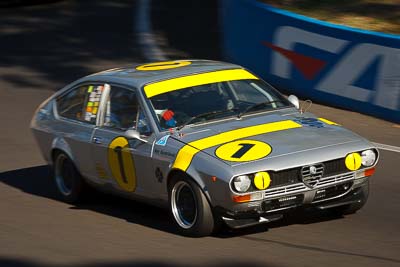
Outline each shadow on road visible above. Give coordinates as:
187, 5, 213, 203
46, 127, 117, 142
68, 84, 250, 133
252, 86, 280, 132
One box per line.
0, 0, 143, 91
0, 258, 277, 267
0, 165, 179, 236
1, 165, 347, 238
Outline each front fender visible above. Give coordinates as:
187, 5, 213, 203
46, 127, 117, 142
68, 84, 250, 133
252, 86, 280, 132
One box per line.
174, 151, 234, 208
51, 137, 75, 164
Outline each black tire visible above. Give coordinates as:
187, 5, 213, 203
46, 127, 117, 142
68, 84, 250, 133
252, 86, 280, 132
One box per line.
329, 182, 369, 215
168, 175, 217, 237
53, 152, 86, 204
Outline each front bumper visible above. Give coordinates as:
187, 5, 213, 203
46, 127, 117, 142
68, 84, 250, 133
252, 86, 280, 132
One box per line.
218, 173, 369, 229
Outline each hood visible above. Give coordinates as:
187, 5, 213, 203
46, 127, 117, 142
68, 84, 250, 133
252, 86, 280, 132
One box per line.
172, 110, 367, 167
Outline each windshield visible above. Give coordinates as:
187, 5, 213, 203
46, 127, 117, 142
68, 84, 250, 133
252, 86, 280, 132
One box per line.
147, 79, 291, 130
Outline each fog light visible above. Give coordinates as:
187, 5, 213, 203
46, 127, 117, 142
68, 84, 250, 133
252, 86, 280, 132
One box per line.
345, 152, 362, 171
254, 171, 271, 190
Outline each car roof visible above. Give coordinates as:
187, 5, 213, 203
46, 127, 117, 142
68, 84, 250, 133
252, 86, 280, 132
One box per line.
83, 60, 244, 89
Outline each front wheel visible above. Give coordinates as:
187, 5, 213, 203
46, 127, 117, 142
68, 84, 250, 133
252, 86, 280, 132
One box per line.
169, 176, 217, 237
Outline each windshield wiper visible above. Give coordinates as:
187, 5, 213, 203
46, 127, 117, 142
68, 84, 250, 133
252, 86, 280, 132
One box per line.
237, 100, 285, 118
177, 109, 238, 131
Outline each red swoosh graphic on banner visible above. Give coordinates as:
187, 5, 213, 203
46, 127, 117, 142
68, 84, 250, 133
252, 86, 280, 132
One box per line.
263, 41, 327, 80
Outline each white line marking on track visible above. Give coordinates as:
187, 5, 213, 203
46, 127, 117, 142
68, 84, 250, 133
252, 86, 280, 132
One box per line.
372, 142, 400, 153
136, 0, 167, 61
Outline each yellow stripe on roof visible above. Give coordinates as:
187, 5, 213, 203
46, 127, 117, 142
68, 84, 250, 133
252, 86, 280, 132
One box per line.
172, 120, 302, 171
144, 69, 258, 98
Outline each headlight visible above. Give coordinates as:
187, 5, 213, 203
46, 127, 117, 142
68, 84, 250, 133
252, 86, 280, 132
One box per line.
232, 175, 251, 193
361, 149, 376, 167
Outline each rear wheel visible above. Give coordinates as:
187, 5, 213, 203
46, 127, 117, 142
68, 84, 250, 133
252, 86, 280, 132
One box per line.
169, 175, 217, 237
53, 152, 86, 203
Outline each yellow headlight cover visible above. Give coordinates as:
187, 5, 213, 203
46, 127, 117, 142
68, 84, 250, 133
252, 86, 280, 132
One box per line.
254, 172, 271, 190
345, 152, 362, 171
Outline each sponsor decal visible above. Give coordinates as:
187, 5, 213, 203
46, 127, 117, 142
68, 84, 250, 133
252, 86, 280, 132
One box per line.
294, 117, 339, 127
84, 84, 105, 122
155, 167, 164, 183
265, 26, 400, 111
95, 163, 108, 179
294, 117, 325, 128
155, 135, 170, 146
154, 149, 175, 158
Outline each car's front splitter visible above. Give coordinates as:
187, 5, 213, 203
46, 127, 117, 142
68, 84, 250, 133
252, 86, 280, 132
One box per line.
217, 179, 369, 229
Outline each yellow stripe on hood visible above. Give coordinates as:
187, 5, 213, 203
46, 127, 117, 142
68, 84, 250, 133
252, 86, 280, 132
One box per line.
172, 120, 302, 171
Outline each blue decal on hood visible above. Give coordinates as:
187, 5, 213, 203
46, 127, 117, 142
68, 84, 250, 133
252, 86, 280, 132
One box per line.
294, 117, 324, 128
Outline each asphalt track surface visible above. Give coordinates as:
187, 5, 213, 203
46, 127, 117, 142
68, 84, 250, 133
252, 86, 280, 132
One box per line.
0, 1, 399, 267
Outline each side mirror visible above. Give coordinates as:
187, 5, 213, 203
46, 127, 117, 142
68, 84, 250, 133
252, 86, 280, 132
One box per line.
288, 95, 300, 110
125, 129, 148, 143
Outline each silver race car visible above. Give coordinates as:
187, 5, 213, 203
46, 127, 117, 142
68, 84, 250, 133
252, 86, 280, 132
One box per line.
31, 60, 379, 236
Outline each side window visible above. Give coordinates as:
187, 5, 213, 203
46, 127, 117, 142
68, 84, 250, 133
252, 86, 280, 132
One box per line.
104, 86, 151, 134
56, 84, 105, 124
56, 85, 87, 121
137, 107, 151, 135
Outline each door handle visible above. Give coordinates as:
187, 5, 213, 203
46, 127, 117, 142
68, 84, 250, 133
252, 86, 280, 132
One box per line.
92, 137, 102, 144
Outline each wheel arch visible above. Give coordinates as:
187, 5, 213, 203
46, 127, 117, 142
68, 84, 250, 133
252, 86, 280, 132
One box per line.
166, 169, 212, 205
50, 137, 75, 164
49, 137, 87, 177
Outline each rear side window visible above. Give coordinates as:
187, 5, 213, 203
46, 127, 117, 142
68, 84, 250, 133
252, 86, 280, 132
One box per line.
56, 84, 105, 124
56, 85, 87, 121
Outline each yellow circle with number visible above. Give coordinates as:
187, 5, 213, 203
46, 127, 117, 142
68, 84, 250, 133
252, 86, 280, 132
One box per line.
254, 172, 271, 190
215, 140, 272, 162
345, 152, 362, 171
136, 61, 191, 71
108, 137, 136, 191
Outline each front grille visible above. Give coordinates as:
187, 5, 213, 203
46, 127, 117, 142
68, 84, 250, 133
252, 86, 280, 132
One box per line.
267, 157, 347, 188
323, 158, 348, 176
318, 172, 354, 186
262, 194, 304, 211
264, 172, 355, 199
313, 181, 353, 202
265, 183, 307, 198
269, 168, 299, 187
301, 164, 324, 187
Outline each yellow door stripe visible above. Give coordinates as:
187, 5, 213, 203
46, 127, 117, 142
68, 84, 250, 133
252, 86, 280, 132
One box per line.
144, 69, 258, 98
172, 120, 302, 171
